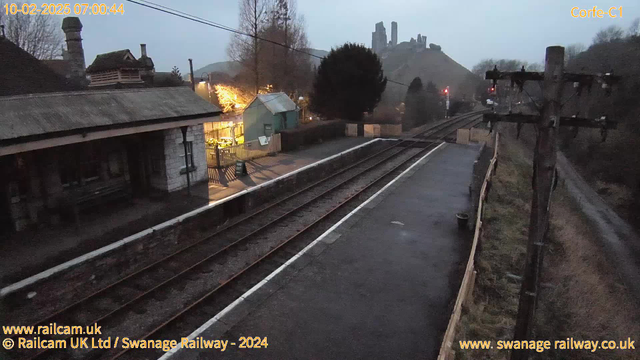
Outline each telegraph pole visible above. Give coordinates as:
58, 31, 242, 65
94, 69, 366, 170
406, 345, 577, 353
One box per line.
512, 46, 563, 357
483, 46, 619, 360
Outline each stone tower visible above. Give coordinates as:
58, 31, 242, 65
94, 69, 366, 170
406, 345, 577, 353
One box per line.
371, 22, 388, 54
61, 17, 86, 82
391, 21, 398, 46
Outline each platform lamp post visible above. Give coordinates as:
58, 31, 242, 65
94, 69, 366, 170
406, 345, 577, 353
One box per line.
200, 72, 211, 103
298, 96, 307, 122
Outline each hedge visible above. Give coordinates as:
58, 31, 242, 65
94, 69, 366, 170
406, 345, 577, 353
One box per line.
278, 120, 346, 152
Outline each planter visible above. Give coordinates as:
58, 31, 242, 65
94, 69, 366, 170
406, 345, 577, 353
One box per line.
456, 212, 469, 230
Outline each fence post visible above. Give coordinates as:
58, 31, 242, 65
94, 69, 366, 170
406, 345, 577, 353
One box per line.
215, 144, 221, 168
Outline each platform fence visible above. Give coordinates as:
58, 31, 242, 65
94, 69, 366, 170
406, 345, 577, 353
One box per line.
437, 132, 499, 360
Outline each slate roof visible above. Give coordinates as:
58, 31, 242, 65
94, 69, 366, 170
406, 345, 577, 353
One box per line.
42, 59, 72, 78
246, 92, 298, 115
0, 37, 83, 96
0, 87, 221, 145
86, 49, 144, 73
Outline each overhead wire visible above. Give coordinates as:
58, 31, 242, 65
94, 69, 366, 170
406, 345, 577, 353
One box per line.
125, 0, 409, 87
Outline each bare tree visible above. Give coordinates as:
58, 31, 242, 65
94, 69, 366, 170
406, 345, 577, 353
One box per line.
472, 58, 530, 77
0, 1, 4, 29
0, 1, 64, 59
260, 0, 312, 95
227, 0, 268, 94
227, 0, 312, 96
628, 18, 640, 37
565, 43, 586, 65
593, 25, 624, 44
527, 62, 543, 72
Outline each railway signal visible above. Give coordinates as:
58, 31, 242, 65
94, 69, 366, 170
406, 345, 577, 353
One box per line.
444, 86, 450, 118
484, 46, 619, 360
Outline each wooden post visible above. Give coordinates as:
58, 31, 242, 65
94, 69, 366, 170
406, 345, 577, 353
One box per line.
511, 46, 564, 360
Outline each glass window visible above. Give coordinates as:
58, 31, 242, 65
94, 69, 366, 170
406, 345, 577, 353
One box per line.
179, 141, 195, 170
108, 151, 123, 178
60, 143, 101, 187
80, 143, 100, 181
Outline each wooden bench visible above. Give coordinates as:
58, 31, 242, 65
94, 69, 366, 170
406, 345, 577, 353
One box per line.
72, 182, 132, 224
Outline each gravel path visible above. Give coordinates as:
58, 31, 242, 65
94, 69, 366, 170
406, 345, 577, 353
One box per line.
557, 152, 640, 299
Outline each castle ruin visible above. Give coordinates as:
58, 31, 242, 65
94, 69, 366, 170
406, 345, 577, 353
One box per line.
371, 21, 428, 54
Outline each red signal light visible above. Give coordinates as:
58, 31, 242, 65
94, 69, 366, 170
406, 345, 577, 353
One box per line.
444, 88, 448, 94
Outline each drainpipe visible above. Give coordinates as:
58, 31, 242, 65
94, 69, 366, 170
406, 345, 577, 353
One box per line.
181, 126, 191, 195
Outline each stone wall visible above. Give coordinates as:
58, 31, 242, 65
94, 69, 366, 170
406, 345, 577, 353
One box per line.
364, 124, 381, 138
163, 124, 208, 192
345, 123, 358, 137
380, 124, 402, 137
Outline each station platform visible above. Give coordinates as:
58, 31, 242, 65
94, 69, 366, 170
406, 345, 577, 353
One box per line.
0, 137, 372, 287
167, 142, 482, 360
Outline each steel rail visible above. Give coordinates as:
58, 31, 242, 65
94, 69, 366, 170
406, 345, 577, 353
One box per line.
17, 111, 483, 360
110, 113, 483, 360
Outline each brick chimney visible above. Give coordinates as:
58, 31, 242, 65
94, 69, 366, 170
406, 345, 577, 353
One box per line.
61, 17, 86, 81
140, 43, 147, 57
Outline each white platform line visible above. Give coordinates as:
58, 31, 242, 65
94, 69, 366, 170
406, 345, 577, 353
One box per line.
0, 139, 394, 298
158, 141, 447, 359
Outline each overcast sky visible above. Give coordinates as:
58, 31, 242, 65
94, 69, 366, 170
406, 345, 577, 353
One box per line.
73, 0, 639, 73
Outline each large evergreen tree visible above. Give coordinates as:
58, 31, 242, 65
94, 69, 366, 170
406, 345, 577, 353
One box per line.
310, 43, 387, 121
424, 81, 443, 121
403, 77, 427, 130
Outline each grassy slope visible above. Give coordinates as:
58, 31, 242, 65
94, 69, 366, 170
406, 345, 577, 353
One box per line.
454, 127, 640, 359
381, 45, 477, 104
455, 129, 530, 360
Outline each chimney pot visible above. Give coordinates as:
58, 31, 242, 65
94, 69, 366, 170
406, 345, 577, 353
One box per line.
140, 44, 147, 57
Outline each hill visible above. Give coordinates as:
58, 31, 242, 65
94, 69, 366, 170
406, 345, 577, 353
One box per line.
188, 48, 329, 81
184, 61, 242, 80
379, 42, 478, 104
307, 48, 329, 68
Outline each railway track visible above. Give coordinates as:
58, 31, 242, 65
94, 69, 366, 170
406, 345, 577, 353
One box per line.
6, 111, 484, 360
